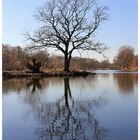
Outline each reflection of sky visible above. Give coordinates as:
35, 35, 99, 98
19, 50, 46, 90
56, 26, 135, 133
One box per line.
3, 93, 37, 140
3, 73, 138, 140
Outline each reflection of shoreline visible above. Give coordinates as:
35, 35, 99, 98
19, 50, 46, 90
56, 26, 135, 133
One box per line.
32, 78, 108, 140
113, 73, 138, 95
3, 78, 50, 94
3, 78, 30, 93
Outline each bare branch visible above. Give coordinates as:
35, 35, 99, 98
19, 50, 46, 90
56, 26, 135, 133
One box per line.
25, 0, 109, 71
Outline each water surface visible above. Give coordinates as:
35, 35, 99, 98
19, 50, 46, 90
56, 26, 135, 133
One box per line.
3, 71, 138, 140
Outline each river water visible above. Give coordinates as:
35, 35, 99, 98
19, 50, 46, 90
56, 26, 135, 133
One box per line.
3, 70, 138, 140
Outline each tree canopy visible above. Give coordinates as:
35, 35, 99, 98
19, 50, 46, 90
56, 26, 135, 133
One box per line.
26, 0, 109, 71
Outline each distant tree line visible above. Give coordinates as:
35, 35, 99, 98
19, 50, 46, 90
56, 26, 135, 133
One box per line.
51, 56, 112, 71
2, 44, 137, 71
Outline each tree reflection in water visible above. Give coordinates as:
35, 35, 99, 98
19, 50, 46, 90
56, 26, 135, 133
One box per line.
113, 73, 138, 95
21, 78, 50, 107
32, 78, 108, 140
27, 78, 42, 93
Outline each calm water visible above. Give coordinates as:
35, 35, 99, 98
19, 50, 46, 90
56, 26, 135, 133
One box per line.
3, 71, 138, 140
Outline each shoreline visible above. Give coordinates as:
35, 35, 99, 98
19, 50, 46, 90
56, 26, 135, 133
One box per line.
3, 70, 96, 80
3, 69, 138, 80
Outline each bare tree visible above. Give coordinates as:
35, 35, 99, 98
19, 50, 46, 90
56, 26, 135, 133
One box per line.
26, 0, 109, 72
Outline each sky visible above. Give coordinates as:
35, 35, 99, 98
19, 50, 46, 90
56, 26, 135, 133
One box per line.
2, 0, 138, 62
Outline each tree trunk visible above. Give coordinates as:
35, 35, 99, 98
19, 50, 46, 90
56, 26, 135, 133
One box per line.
64, 54, 71, 72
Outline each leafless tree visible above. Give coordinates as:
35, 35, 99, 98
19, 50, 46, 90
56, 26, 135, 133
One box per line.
26, 0, 109, 72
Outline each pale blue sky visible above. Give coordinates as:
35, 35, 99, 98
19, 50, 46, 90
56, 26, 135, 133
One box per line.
2, 0, 137, 62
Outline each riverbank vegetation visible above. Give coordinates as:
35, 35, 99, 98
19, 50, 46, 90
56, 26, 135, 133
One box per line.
113, 45, 138, 71
3, 44, 137, 73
